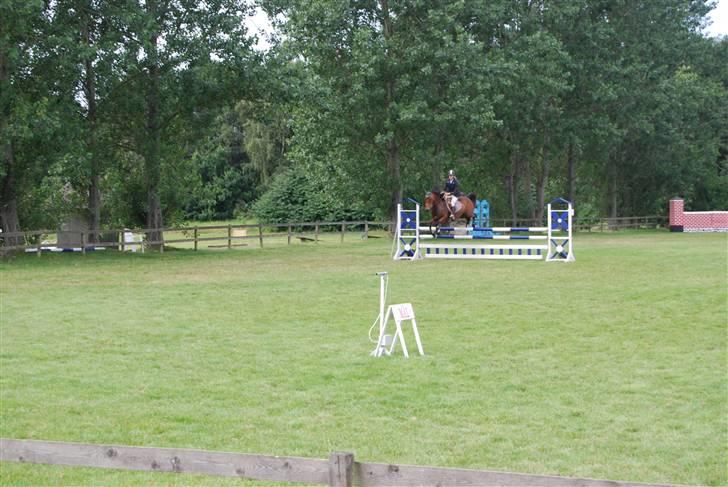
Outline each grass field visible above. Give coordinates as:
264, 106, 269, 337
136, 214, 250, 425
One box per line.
0, 231, 726, 486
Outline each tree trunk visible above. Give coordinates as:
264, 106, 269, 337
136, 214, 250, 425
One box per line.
508, 153, 518, 225
144, 4, 164, 248
431, 135, 444, 191
535, 129, 551, 222
607, 159, 618, 220
522, 156, 533, 220
380, 0, 402, 222
566, 142, 575, 206
1, 140, 22, 247
82, 15, 101, 243
387, 137, 402, 221
0, 40, 21, 247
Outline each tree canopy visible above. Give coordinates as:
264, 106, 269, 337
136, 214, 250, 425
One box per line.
2, 0, 726, 235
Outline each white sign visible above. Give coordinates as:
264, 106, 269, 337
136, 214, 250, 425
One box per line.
391, 303, 414, 320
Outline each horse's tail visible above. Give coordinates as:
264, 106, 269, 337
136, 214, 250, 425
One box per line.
467, 192, 477, 203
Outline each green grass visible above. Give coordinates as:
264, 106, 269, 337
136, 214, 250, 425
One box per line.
1, 231, 726, 486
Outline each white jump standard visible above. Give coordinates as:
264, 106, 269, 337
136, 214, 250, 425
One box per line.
369, 272, 424, 358
394, 197, 575, 262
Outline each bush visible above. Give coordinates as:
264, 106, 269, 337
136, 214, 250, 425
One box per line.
252, 168, 373, 223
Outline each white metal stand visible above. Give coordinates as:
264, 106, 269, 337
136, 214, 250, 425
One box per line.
370, 273, 424, 358
374, 303, 424, 358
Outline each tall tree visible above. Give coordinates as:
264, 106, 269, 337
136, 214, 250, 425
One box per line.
264, 0, 499, 218
1, 0, 67, 243
108, 0, 255, 245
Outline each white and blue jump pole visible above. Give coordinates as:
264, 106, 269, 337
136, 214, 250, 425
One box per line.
394, 199, 421, 260
546, 197, 575, 262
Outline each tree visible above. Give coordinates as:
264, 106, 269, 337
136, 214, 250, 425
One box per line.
263, 0, 499, 219
108, 0, 255, 245
1, 0, 68, 243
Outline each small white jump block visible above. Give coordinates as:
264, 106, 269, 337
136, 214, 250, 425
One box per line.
373, 303, 424, 358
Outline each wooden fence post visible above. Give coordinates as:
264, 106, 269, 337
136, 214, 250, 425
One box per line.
364, 222, 369, 240
328, 452, 353, 487
228, 225, 232, 250
36, 234, 42, 257
81, 232, 86, 255
258, 223, 264, 248
194, 227, 198, 251
287, 225, 292, 245
341, 223, 345, 243
160, 230, 164, 254
315, 224, 319, 242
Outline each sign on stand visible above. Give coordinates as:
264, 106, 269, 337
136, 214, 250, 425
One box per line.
373, 303, 424, 358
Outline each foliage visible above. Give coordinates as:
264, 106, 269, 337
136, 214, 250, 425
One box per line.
251, 166, 374, 223
2, 0, 727, 236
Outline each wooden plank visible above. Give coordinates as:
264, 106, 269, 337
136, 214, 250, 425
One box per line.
0, 439, 678, 487
207, 243, 248, 248
329, 452, 353, 487
0, 439, 329, 485
354, 461, 675, 487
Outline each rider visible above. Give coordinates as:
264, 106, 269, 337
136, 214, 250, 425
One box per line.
443, 170, 462, 220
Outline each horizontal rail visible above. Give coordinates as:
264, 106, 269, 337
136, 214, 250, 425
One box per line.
1, 221, 392, 254
0, 218, 664, 240
418, 226, 548, 232
419, 235, 548, 240
0, 439, 675, 487
420, 244, 547, 249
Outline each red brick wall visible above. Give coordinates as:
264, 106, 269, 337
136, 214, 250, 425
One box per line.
669, 198, 728, 232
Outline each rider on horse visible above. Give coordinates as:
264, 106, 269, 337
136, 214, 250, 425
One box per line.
443, 170, 462, 220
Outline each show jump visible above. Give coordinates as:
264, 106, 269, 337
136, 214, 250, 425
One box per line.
394, 197, 575, 262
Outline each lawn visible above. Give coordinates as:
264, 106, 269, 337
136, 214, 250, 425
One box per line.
0, 231, 725, 486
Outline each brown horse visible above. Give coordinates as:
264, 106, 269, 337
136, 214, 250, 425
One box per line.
424, 191, 477, 226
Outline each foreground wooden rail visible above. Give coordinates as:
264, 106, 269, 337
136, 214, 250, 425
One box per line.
1, 439, 675, 487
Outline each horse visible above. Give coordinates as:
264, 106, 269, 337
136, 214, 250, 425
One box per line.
424, 190, 477, 227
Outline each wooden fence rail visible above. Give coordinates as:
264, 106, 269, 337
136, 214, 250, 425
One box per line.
1, 439, 674, 487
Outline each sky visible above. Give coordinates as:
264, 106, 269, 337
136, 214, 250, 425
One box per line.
705, 0, 728, 37
245, 1, 728, 51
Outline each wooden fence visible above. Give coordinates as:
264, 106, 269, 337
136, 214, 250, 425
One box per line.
0, 216, 668, 256
490, 216, 667, 231
0, 438, 675, 487
0, 221, 391, 256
